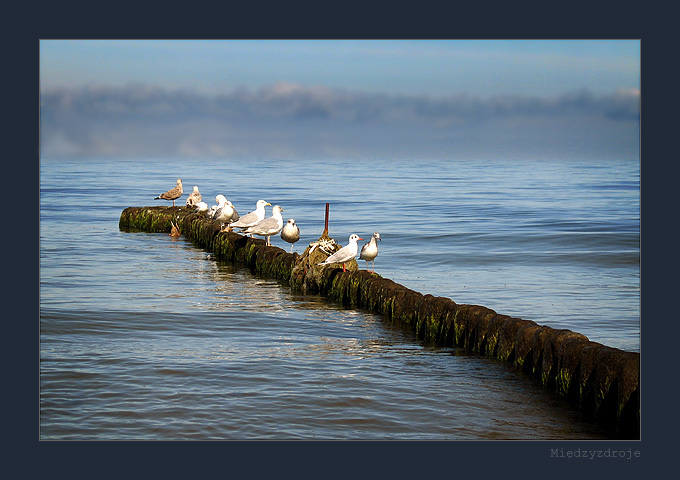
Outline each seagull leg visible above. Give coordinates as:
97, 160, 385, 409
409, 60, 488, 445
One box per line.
342, 263, 346, 272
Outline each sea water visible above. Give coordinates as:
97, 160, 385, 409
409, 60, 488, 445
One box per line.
39, 156, 639, 440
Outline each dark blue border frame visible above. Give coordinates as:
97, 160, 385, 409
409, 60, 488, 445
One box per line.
15, 1, 665, 476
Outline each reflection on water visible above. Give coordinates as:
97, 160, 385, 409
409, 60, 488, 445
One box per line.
40, 265, 611, 440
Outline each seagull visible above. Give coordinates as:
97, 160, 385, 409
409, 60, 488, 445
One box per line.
214, 198, 240, 231
242, 205, 284, 246
360, 232, 381, 272
281, 219, 300, 253
318, 234, 363, 272
194, 201, 209, 214
230, 200, 271, 232
154, 179, 183, 206
208, 195, 227, 219
185, 186, 202, 207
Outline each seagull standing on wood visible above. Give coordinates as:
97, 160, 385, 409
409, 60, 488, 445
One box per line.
194, 201, 209, 214
230, 200, 271, 233
213, 197, 240, 231
360, 232, 381, 272
185, 186, 202, 207
154, 179, 183, 206
242, 205, 284, 246
317, 234, 363, 272
208, 195, 227, 218
281, 219, 300, 252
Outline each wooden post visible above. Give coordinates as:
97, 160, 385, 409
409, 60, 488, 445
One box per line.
323, 203, 329, 236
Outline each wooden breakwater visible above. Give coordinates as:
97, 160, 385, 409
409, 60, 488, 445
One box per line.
119, 205, 640, 439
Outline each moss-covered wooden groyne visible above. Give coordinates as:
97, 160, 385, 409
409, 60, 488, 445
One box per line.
120, 206, 640, 439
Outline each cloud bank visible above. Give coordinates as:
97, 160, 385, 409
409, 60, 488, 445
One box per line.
40, 83, 640, 160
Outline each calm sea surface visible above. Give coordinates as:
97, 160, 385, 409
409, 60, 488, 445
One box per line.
39, 156, 639, 440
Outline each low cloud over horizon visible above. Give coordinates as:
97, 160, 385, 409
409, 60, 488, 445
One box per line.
40, 82, 640, 161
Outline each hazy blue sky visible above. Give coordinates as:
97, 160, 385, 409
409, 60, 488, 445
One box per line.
39, 40, 640, 160
41, 40, 639, 96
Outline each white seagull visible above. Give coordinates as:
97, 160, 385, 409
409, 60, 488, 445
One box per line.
194, 201, 209, 214
360, 232, 381, 272
185, 186, 202, 207
208, 194, 227, 219
214, 197, 240, 230
242, 205, 284, 246
230, 200, 271, 232
154, 179, 183, 206
317, 234, 363, 272
281, 219, 300, 253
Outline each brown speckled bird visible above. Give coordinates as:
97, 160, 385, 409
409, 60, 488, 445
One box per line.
155, 179, 183, 206
185, 185, 202, 207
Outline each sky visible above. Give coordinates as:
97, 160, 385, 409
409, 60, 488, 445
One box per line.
39, 40, 640, 160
